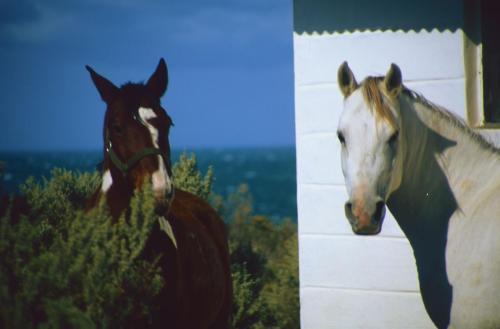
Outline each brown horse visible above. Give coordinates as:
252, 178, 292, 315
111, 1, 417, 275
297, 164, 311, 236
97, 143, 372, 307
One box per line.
86, 59, 232, 329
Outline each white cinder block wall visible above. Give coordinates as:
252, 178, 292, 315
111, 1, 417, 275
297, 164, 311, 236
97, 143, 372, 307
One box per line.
293, 1, 472, 328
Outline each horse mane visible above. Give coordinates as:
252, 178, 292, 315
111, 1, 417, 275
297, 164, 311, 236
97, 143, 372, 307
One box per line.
360, 77, 397, 128
401, 87, 500, 154
360, 76, 500, 154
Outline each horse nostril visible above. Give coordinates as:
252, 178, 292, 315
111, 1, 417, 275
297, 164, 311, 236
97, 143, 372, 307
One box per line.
374, 201, 385, 223
345, 202, 353, 216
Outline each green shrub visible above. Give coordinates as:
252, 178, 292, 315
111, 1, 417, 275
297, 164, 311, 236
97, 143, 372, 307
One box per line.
172, 153, 213, 201
225, 184, 299, 329
0, 153, 299, 329
0, 170, 162, 328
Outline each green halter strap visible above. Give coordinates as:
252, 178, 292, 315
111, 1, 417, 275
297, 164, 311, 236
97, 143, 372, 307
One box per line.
106, 143, 164, 176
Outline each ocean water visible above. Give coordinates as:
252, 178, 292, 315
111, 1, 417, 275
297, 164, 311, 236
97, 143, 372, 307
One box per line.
0, 147, 297, 221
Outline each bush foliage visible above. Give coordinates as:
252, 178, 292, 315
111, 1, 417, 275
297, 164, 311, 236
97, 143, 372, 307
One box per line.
0, 154, 299, 329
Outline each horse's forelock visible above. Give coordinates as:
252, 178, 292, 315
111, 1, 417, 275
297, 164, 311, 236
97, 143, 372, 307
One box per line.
361, 77, 397, 128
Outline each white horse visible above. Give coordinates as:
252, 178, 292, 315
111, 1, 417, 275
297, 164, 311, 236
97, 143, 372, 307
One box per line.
337, 62, 500, 329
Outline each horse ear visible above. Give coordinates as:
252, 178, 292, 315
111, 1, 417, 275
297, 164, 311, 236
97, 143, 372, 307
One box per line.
337, 61, 358, 98
384, 63, 403, 96
146, 58, 168, 98
86, 65, 119, 104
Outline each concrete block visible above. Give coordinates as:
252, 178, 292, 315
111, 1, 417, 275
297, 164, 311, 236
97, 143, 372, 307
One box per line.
295, 84, 343, 135
299, 235, 419, 291
294, 30, 465, 86
296, 133, 343, 185
300, 287, 434, 329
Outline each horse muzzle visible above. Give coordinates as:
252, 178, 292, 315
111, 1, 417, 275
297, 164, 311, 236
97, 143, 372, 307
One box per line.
344, 200, 386, 235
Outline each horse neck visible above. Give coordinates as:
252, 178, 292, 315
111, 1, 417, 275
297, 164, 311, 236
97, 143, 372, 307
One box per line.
392, 95, 500, 216
385, 94, 481, 328
386, 94, 500, 328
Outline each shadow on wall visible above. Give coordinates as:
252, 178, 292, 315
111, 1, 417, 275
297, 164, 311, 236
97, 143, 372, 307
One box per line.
293, 0, 463, 35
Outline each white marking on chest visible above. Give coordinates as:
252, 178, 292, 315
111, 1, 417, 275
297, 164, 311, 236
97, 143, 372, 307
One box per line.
101, 170, 113, 193
138, 107, 172, 197
158, 216, 177, 249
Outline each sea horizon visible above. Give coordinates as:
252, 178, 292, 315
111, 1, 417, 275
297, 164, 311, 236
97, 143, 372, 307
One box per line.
0, 143, 296, 153
0, 146, 297, 222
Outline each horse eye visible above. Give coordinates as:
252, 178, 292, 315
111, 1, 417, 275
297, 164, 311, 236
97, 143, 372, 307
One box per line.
337, 131, 345, 144
388, 131, 399, 145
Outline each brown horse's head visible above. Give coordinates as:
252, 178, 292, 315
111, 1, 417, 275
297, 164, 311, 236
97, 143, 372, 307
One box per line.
87, 59, 173, 214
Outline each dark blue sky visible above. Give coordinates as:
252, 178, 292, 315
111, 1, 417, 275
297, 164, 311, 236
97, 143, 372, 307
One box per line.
0, 0, 294, 151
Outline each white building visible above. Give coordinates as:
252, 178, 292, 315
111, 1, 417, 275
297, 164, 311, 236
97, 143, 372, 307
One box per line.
293, 0, 500, 328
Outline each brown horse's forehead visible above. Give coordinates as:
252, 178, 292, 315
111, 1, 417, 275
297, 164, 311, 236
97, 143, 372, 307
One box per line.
108, 98, 156, 117
140, 104, 172, 126
105, 86, 172, 127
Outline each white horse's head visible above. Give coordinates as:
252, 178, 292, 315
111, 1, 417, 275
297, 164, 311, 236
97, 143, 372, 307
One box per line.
337, 62, 404, 235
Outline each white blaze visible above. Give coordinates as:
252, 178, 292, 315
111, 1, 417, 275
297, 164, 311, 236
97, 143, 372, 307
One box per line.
338, 89, 396, 210
138, 107, 172, 197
